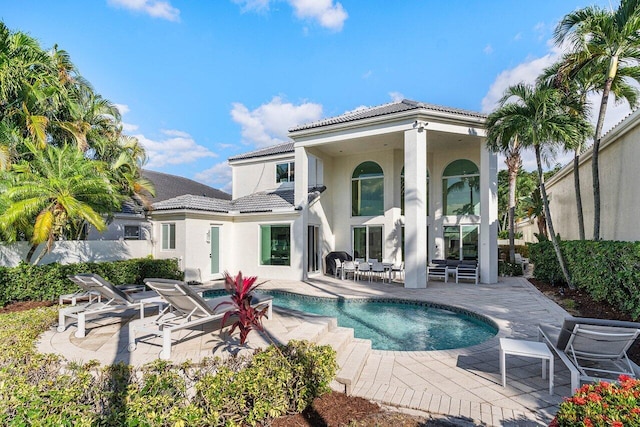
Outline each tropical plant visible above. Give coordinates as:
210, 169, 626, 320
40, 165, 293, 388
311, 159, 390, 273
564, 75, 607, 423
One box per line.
488, 82, 591, 288
540, 60, 598, 240
521, 188, 548, 239
0, 21, 154, 249
487, 109, 524, 263
0, 142, 121, 264
554, 0, 640, 240
218, 271, 270, 345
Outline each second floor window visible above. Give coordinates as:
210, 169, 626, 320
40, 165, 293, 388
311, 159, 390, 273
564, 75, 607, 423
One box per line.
276, 162, 295, 183
352, 161, 384, 216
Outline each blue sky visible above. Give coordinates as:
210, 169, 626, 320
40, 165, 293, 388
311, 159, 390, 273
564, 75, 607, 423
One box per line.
2, 0, 627, 193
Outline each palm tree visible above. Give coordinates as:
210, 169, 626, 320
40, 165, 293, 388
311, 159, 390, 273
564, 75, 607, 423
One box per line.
521, 188, 547, 240
539, 60, 600, 240
486, 113, 523, 263
554, 0, 640, 240
488, 83, 591, 288
0, 142, 121, 264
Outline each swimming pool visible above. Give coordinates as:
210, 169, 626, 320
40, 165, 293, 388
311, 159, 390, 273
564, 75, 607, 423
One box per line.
204, 290, 497, 351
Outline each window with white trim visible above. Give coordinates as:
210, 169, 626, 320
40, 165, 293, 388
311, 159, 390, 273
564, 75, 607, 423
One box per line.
276, 162, 295, 183
161, 223, 176, 250
124, 225, 140, 240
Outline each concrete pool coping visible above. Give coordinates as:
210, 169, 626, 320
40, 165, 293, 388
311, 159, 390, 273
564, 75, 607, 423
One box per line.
38, 275, 570, 426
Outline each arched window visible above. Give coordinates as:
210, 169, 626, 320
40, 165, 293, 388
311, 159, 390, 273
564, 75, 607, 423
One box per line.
400, 167, 429, 215
442, 160, 480, 215
352, 161, 384, 216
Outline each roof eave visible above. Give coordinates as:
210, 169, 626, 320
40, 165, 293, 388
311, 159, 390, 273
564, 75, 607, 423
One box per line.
289, 107, 486, 139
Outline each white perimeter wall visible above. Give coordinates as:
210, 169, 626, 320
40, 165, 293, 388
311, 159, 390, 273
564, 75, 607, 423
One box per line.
0, 240, 153, 267
546, 115, 640, 241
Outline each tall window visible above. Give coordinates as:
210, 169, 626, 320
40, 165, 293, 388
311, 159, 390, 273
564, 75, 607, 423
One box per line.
352, 161, 383, 216
353, 225, 383, 261
260, 224, 291, 265
442, 159, 480, 215
161, 223, 175, 250
276, 162, 295, 183
401, 167, 429, 215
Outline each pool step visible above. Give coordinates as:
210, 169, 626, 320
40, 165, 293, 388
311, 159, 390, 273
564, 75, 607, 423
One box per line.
334, 338, 371, 395
317, 326, 354, 355
285, 316, 335, 342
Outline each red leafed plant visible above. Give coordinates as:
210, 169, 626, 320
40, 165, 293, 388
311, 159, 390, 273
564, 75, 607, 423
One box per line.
218, 271, 268, 345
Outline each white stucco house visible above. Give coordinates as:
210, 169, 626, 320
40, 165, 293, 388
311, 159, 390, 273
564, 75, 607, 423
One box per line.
149, 99, 498, 287
518, 107, 640, 242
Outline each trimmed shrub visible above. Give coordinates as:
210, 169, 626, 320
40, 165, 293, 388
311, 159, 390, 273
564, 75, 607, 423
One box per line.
0, 258, 182, 307
530, 241, 640, 319
0, 307, 337, 426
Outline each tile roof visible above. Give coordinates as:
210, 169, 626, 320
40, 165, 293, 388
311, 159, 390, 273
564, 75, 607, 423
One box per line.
152, 187, 314, 214
289, 99, 487, 132
232, 189, 295, 213
152, 195, 232, 212
228, 141, 294, 162
142, 170, 231, 202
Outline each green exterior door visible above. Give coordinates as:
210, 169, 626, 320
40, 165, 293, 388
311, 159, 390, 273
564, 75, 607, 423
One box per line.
210, 226, 220, 274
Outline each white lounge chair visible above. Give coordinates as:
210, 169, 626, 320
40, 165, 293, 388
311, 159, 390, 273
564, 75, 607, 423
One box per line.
59, 274, 159, 338
538, 316, 640, 391
129, 279, 273, 360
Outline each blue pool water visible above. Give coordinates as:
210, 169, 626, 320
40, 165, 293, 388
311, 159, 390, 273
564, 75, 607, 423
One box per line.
204, 290, 497, 351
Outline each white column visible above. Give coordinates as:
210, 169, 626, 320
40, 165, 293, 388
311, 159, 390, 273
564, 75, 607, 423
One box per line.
294, 145, 309, 280
403, 122, 428, 288
480, 139, 498, 283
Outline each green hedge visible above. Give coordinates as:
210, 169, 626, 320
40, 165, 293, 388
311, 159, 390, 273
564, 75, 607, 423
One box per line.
530, 241, 640, 319
0, 307, 337, 426
0, 258, 183, 307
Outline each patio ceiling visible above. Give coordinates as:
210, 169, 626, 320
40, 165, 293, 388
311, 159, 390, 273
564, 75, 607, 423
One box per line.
310, 130, 483, 157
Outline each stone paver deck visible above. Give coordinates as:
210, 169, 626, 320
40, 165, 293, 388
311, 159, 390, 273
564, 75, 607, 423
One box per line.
38, 275, 573, 426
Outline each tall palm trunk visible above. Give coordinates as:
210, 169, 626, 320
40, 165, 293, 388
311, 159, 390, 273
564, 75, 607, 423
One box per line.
535, 145, 573, 288
506, 156, 520, 263
592, 59, 617, 240
573, 148, 585, 240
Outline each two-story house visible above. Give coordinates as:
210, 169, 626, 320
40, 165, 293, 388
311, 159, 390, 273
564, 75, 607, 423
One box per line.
149, 99, 498, 287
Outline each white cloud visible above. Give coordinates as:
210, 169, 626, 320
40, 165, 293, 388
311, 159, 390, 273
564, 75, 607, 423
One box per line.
136, 129, 217, 168
389, 91, 404, 102
231, 96, 323, 148
514, 32, 522, 41
362, 70, 373, 79
233, 0, 347, 31
483, 44, 493, 55
195, 162, 233, 194
122, 122, 139, 132
114, 103, 130, 115
481, 46, 562, 113
289, 0, 347, 31
107, 0, 180, 22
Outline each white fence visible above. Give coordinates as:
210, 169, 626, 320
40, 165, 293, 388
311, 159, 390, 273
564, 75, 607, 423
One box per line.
0, 240, 153, 267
